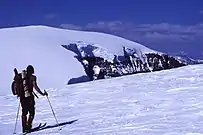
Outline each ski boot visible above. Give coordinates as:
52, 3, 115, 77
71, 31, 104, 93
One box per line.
22, 115, 28, 133
27, 115, 34, 131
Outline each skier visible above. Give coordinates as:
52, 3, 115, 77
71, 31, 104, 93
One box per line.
13, 65, 48, 133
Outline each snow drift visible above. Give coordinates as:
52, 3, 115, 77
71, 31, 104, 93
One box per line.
0, 25, 158, 95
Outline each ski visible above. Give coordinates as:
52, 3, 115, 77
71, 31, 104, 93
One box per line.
18, 123, 47, 135
30, 123, 46, 132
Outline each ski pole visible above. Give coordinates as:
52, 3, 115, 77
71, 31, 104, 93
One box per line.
45, 90, 61, 130
32, 91, 39, 99
13, 101, 20, 134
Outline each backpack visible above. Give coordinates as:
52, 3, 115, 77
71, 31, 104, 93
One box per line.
11, 68, 23, 97
11, 68, 32, 98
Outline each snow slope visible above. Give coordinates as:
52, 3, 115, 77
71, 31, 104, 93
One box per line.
0, 25, 157, 95
0, 64, 203, 135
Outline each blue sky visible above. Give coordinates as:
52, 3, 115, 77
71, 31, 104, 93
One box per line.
1, 0, 203, 58
1, 0, 202, 27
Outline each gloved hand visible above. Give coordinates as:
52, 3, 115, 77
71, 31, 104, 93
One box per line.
43, 90, 48, 96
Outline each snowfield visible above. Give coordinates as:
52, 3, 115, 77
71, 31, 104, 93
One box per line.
0, 25, 157, 95
0, 64, 203, 135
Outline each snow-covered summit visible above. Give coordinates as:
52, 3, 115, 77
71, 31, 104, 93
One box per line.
0, 25, 159, 95
62, 40, 161, 63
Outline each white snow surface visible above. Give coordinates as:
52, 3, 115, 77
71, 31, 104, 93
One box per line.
0, 25, 157, 95
1, 64, 203, 135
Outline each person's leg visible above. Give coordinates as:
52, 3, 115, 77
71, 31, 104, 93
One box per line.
27, 96, 35, 130
20, 98, 29, 133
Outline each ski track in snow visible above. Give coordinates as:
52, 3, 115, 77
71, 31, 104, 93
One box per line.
1, 64, 203, 135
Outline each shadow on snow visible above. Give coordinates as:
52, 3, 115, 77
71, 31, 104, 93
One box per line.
32, 119, 78, 133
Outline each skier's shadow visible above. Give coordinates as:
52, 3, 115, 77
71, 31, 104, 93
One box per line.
35, 119, 78, 132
